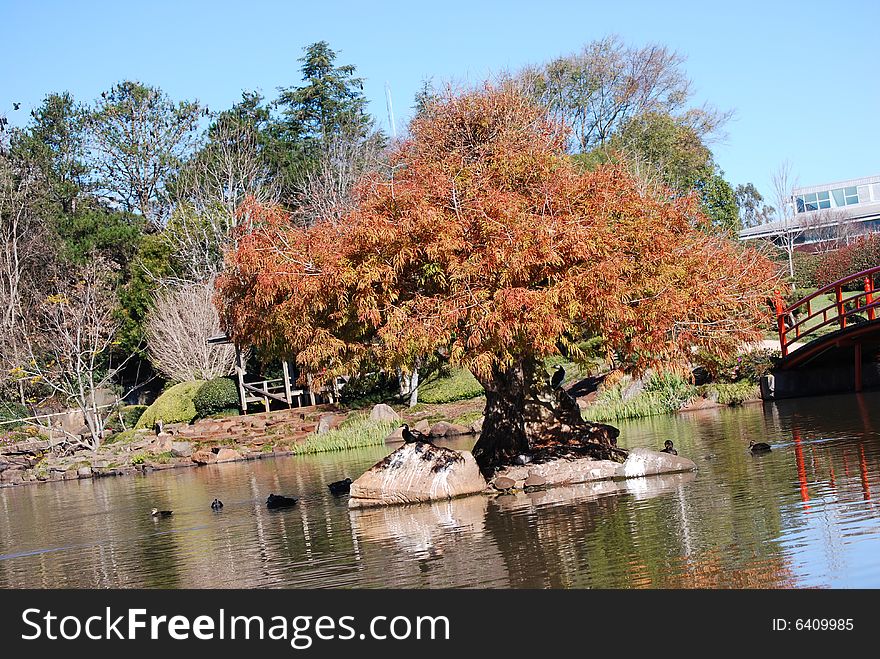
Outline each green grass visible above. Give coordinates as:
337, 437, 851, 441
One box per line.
291, 417, 395, 455
103, 428, 140, 445
582, 373, 697, 422
452, 410, 483, 426
700, 381, 760, 405
418, 369, 484, 404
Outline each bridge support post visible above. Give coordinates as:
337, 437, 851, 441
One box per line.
836, 285, 847, 330
866, 277, 875, 321
855, 343, 863, 393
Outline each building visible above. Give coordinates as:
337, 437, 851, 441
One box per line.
739, 174, 880, 248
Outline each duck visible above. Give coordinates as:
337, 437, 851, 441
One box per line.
328, 478, 352, 495
401, 423, 428, 444
550, 365, 565, 389
660, 440, 678, 455
150, 508, 173, 518
749, 440, 772, 454
513, 454, 533, 465
266, 493, 298, 509
211, 498, 223, 511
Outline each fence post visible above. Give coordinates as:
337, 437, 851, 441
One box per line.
775, 293, 788, 356
836, 285, 846, 329
865, 277, 875, 321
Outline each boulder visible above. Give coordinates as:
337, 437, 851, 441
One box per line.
616, 448, 697, 478
77, 466, 92, 479
215, 448, 243, 463
369, 403, 400, 423
385, 426, 406, 443
493, 449, 696, 490
349, 443, 487, 508
470, 416, 484, 434
414, 419, 431, 434
316, 413, 335, 435
191, 449, 217, 465
250, 419, 267, 431
428, 421, 470, 437
153, 433, 174, 452
171, 441, 192, 458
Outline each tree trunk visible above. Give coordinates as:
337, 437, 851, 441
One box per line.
470, 357, 622, 477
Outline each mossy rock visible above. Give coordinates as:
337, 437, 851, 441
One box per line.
136, 381, 206, 429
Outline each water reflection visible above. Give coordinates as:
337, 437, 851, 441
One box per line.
2, 392, 880, 588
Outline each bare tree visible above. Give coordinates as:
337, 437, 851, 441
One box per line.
771, 161, 803, 283
145, 279, 236, 382
802, 207, 851, 253
0, 145, 58, 404
518, 35, 730, 152
14, 262, 129, 451
293, 130, 383, 226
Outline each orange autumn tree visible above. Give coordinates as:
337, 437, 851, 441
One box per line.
216, 84, 779, 475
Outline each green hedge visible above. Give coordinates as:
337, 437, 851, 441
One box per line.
193, 377, 240, 419
136, 381, 205, 429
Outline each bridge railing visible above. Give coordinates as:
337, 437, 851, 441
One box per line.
777, 265, 880, 356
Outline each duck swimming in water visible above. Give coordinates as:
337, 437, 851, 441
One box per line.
749, 440, 772, 453
266, 493, 298, 509
151, 508, 173, 518
327, 478, 352, 495
211, 498, 223, 510
661, 440, 678, 455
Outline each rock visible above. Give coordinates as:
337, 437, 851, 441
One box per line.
171, 441, 192, 458
493, 476, 516, 491
349, 443, 487, 508
414, 419, 431, 434
385, 426, 405, 444
616, 448, 697, 478
77, 466, 92, 478
317, 413, 335, 435
250, 419, 267, 431
153, 433, 174, 452
191, 449, 217, 465
428, 421, 470, 437
470, 416, 484, 434
369, 403, 400, 423
215, 448, 242, 463
523, 473, 546, 488
0, 439, 50, 455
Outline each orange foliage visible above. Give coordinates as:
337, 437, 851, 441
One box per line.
216, 85, 780, 385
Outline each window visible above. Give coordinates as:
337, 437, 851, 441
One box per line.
796, 191, 831, 212
844, 186, 859, 205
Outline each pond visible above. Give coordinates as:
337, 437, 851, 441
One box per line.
2, 391, 880, 588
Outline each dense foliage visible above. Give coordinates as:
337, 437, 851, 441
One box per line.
217, 85, 779, 387
193, 377, 240, 418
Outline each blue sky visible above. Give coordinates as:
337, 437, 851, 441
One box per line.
2, 0, 878, 202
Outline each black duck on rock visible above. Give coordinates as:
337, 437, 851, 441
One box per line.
266, 494, 298, 509
661, 440, 678, 455
401, 423, 429, 444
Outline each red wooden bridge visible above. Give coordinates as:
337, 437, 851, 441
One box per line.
772, 265, 880, 396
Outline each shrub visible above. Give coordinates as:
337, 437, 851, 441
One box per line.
792, 251, 820, 289
418, 368, 484, 404
0, 401, 29, 430
582, 372, 696, 422
816, 234, 880, 290
136, 380, 205, 429
701, 381, 760, 405
193, 377, 240, 419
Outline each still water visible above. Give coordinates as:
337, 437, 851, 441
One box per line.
3, 392, 880, 589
